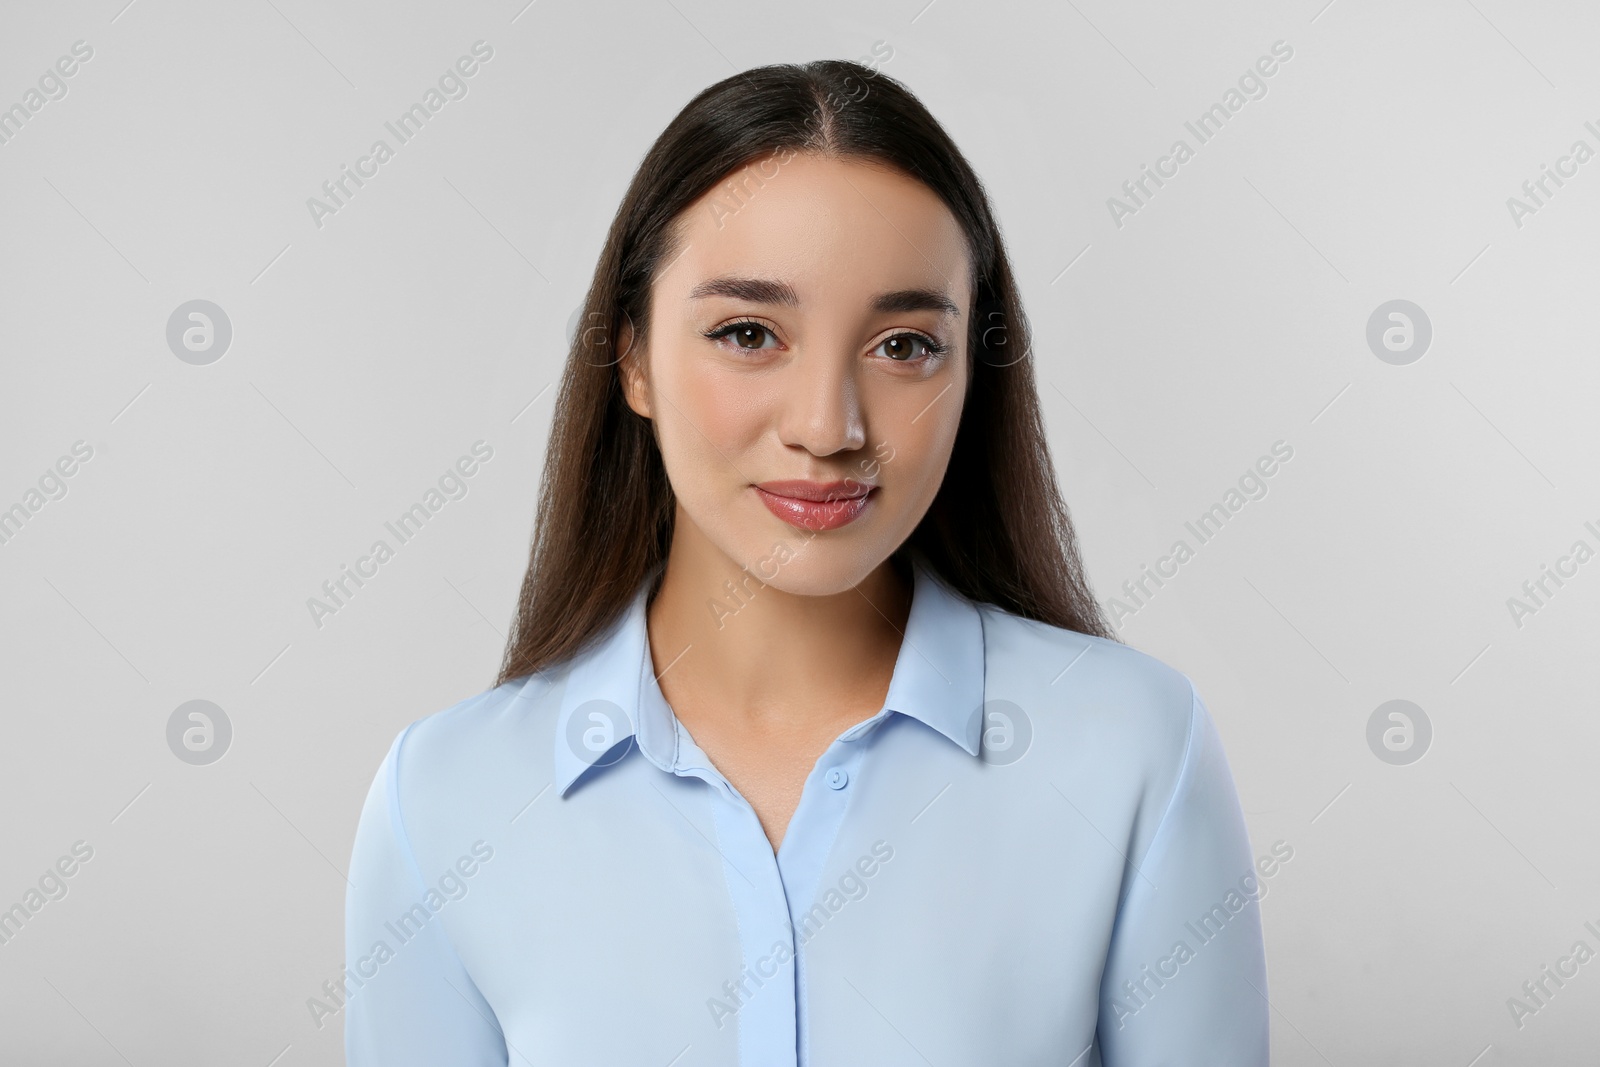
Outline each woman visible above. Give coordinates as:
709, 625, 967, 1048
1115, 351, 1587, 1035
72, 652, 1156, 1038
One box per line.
346, 58, 1269, 1066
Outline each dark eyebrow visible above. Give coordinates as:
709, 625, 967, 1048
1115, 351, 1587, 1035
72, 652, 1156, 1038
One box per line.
688, 276, 960, 318
873, 288, 961, 318
689, 276, 799, 307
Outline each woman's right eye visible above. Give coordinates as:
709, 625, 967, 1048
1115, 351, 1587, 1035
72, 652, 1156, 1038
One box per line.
705, 321, 779, 350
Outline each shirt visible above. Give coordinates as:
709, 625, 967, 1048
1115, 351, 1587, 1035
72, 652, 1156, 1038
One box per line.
344, 551, 1270, 1066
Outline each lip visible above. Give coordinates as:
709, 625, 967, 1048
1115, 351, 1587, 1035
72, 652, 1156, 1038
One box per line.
752, 481, 877, 531
753, 479, 874, 502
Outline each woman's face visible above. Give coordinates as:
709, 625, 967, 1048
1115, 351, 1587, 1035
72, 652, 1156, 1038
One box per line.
620, 150, 972, 596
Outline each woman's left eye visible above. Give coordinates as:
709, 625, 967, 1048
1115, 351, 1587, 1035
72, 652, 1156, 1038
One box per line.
874, 333, 947, 363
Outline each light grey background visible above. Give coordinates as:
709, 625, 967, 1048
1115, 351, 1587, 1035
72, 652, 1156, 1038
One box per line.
2, 0, 1596, 1063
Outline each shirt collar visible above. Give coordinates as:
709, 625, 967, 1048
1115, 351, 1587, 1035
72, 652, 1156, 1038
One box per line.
551, 551, 986, 798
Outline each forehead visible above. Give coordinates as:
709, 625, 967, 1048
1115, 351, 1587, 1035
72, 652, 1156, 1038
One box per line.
661, 152, 972, 310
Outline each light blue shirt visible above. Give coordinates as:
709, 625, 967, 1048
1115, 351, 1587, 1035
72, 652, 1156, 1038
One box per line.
345, 552, 1269, 1065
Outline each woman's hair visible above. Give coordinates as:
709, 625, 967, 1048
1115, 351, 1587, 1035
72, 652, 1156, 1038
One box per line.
493, 58, 1117, 687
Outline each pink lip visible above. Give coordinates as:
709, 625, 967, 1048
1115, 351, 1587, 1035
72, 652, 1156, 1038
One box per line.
753, 481, 876, 531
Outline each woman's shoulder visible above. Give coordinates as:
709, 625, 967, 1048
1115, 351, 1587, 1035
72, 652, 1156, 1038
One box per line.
972, 604, 1224, 871
376, 668, 570, 802
978, 602, 1195, 700
974, 602, 1201, 767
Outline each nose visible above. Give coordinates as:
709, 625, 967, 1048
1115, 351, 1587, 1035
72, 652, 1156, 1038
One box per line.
778, 349, 866, 457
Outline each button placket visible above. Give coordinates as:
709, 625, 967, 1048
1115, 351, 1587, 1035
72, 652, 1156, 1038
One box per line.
778, 736, 876, 1067
669, 717, 805, 1065
708, 783, 800, 1067
668, 709, 877, 1066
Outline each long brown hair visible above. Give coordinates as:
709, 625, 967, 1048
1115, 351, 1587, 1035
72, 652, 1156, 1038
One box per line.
494, 59, 1116, 687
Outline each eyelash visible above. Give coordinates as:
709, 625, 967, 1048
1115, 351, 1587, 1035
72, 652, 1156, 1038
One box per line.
702, 319, 949, 362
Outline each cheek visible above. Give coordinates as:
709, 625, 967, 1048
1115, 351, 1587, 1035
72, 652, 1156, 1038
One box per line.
873, 387, 961, 496
653, 357, 772, 485
904, 424, 959, 508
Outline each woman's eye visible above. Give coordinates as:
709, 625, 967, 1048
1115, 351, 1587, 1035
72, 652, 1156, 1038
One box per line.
706, 323, 945, 362
709, 322, 779, 350
875, 333, 944, 362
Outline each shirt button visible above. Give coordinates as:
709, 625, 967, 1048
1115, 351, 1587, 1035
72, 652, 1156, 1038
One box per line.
825, 766, 849, 789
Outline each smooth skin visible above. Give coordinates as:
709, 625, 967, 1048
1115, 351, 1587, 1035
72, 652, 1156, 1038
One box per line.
620, 150, 973, 854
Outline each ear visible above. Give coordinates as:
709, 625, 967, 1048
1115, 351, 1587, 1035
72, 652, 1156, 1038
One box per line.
617, 319, 651, 419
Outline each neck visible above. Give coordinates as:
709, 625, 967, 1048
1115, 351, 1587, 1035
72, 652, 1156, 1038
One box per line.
645, 519, 912, 732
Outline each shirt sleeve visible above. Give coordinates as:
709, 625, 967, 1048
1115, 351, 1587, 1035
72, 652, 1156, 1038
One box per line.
1095, 679, 1270, 1066
345, 723, 509, 1066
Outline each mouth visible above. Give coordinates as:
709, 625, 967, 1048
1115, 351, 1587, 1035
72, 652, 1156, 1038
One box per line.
752, 480, 877, 531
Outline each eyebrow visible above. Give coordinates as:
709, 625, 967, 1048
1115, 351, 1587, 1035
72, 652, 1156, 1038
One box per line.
688, 276, 960, 318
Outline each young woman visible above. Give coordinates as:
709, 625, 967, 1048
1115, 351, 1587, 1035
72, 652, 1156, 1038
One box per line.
346, 58, 1268, 1066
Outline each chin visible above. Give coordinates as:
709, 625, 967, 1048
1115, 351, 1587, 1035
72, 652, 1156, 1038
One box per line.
727, 531, 891, 597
